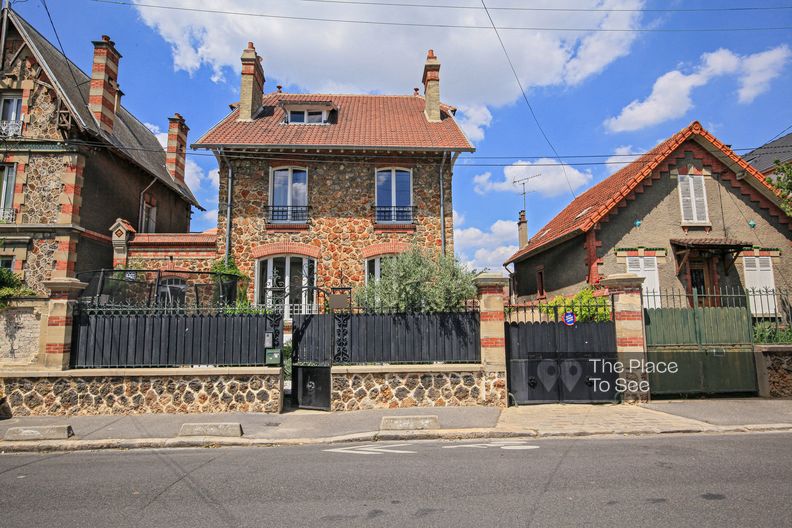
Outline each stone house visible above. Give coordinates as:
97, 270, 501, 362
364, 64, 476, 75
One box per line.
506, 122, 791, 306
173, 43, 473, 315
0, 7, 199, 294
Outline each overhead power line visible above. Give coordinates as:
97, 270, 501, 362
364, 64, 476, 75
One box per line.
479, 0, 576, 200
90, 0, 792, 32
293, 0, 792, 13
39, 0, 87, 107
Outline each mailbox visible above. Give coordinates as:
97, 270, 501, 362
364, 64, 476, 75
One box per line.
265, 348, 281, 366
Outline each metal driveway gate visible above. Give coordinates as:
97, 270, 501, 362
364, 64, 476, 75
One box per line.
644, 289, 757, 396
505, 301, 618, 405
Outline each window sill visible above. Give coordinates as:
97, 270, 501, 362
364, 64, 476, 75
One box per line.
266, 223, 309, 232
680, 222, 711, 228
373, 223, 416, 233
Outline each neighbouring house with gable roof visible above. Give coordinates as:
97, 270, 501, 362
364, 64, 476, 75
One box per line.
163, 43, 473, 317
745, 131, 792, 178
505, 122, 791, 306
0, 6, 199, 294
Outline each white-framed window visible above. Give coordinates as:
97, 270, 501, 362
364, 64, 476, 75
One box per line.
287, 109, 327, 124
678, 174, 709, 224
0, 256, 13, 270
157, 277, 187, 305
744, 256, 777, 315
365, 255, 395, 284
0, 94, 22, 122
141, 202, 157, 233
256, 255, 316, 317
269, 167, 308, 223
375, 167, 412, 223
627, 256, 661, 308
1, 164, 16, 220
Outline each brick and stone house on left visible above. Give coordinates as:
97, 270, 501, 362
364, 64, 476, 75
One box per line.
0, 6, 200, 296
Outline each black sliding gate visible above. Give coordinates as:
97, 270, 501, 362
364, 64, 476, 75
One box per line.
505, 302, 618, 404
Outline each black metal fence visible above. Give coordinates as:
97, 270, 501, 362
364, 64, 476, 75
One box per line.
292, 311, 480, 365
71, 304, 283, 368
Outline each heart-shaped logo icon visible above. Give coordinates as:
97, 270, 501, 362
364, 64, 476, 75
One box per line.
561, 360, 583, 392
537, 360, 559, 392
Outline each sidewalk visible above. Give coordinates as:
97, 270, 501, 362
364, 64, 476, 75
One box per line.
1, 399, 791, 453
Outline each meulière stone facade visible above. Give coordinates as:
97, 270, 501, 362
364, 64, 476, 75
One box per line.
762, 348, 792, 398
217, 155, 454, 293
330, 369, 507, 411
0, 299, 46, 366
1, 372, 282, 416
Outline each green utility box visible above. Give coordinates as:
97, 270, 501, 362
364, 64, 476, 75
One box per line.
265, 348, 282, 366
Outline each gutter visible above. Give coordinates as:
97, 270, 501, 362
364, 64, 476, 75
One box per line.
191, 143, 475, 153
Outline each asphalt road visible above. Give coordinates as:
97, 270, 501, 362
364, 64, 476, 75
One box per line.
2, 433, 791, 527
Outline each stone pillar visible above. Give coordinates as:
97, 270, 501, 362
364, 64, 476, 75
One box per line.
599, 273, 648, 403
109, 218, 135, 268
475, 273, 509, 406
41, 278, 86, 370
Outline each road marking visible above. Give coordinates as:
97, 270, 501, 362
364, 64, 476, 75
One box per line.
442, 441, 540, 451
323, 443, 417, 455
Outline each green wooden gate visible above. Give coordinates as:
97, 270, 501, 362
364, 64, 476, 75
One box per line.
644, 290, 757, 396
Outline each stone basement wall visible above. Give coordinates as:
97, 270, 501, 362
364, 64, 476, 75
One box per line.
756, 345, 792, 398
0, 368, 282, 416
0, 299, 47, 367
330, 366, 507, 411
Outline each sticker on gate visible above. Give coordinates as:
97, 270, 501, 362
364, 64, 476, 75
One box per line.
562, 311, 576, 326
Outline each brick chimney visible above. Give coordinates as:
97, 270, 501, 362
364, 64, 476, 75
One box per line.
89, 35, 122, 134
517, 210, 528, 248
166, 113, 189, 185
422, 49, 441, 122
238, 42, 265, 121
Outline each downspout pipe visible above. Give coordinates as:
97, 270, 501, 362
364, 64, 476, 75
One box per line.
219, 148, 233, 266
138, 178, 157, 232
0, 1, 9, 70
439, 150, 448, 256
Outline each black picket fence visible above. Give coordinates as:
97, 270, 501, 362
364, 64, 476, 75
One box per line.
71, 304, 283, 368
291, 311, 481, 365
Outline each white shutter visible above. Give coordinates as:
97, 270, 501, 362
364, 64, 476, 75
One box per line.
744, 256, 777, 314
626, 256, 661, 308
678, 174, 694, 222
691, 175, 708, 223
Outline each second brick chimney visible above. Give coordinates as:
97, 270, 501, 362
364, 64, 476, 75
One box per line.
166, 113, 189, 186
422, 49, 441, 122
238, 42, 265, 121
89, 35, 122, 134
517, 210, 528, 248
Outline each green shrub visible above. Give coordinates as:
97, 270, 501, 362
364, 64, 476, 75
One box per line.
0, 268, 36, 306
753, 321, 792, 344
541, 287, 611, 323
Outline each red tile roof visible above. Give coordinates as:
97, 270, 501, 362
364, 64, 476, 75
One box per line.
505, 121, 786, 265
193, 93, 474, 151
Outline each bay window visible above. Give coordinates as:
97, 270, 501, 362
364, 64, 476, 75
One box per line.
269, 167, 308, 223
0, 164, 16, 222
375, 168, 412, 223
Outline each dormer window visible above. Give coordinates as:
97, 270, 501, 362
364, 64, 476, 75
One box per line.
287, 109, 328, 124
282, 101, 334, 125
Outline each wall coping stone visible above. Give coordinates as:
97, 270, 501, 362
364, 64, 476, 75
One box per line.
754, 344, 792, 354
0, 366, 282, 378
599, 273, 645, 289
331, 363, 486, 374
473, 273, 508, 287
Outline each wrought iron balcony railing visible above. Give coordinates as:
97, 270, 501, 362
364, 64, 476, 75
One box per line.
264, 205, 309, 224
0, 120, 22, 137
374, 205, 415, 223
0, 208, 16, 223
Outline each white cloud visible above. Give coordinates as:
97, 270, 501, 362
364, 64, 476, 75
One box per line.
456, 105, 492, 143
605, 145, 641, 174
201, 208, 218, 224
452, 209, 464, 227
605, 45, 790, 132
184, 159, 204, 190
133, 0, 646, 142
738, 45, 791, 103
144, 122, 168, 148
455, 218, 517, 272
207, 168, 220, 189
473, 160, 591, 198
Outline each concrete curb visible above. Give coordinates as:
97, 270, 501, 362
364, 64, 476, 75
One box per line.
1, 424, 791, 454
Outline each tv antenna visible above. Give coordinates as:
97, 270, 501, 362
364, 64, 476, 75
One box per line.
513, 173, 541, 211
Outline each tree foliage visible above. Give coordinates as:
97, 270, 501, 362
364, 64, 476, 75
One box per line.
539, 287, 611, 323
0, 267, 36, 306
770, 160, 792, 215
354, 246, 477, 312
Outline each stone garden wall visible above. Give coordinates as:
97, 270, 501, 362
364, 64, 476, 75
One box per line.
330, 365, 507, 411
756, 345, 792, 398
0, 368, 282, 416
0, 298, 47, 367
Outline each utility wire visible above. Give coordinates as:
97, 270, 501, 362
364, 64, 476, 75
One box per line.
39, 0, 87, 107
90, 1, 792, 32
479, 0, 576, 199
293, 0, 792, 13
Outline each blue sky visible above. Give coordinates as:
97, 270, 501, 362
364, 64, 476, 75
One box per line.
15, 0, 792, 270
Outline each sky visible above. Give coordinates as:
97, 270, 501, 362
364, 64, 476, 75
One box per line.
14, 0, 792, 272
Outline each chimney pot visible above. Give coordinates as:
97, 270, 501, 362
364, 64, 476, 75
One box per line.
277, 85, 283, 93
413, 87, 419, 96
